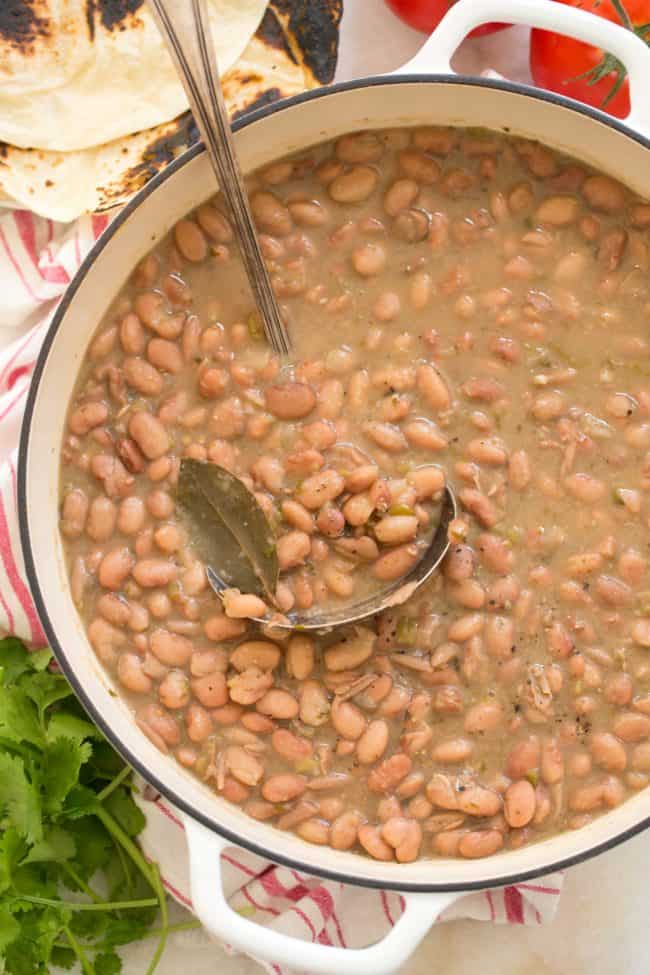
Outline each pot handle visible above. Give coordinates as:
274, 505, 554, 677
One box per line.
184, 815, 462, 975
393, 0, 650, 138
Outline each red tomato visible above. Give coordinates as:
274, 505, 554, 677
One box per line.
530, 0, 650, 118
384, 0, 509, 37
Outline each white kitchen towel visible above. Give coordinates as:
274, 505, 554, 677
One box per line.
0, 205, 564, 973
0, 209, 109, 644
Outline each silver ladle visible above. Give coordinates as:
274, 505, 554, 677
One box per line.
206, 487, 457, 632
148, 0, 290, 356
149, 0, 458, 630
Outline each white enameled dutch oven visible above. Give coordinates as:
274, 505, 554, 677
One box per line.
18, 0, 650, 971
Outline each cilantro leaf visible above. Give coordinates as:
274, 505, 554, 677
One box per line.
21, 827, 75, 865
85, 740, 126, 782
96, 950, 122, 975
102, 915, 156, 948
0, 638, 51, 684
25, 649, 53, 673
4, 905, 68, 975
0, 686, 44, 748
63, 785, 100, 821
0, 906, 20, 954
0, 829, 26, 895
41, 739, 93, 816
103, 790, 146, 839
46, 711, 102, 744
71, 910, 108, 940
50, 946, 76, 970
65, 817, 112, 880
0, 753, 42, 843
20, 670, 72, 721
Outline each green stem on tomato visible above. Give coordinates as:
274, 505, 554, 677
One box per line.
610, 0, 634, 30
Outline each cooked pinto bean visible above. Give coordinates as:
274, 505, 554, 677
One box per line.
69, 401, 108, 436
373, 544, 420, 581
149, 629, 192, 666
299, 680, 331, 726
123, 357, 164, 396
97, 547, 134, 590
357, 720, 389, 764
204, 615, 247, 642
458, 830, 503, 859
504, 780, 536, 827
277, 531, 311, 570
129, 411, 170, 459
61, 488, 89, 538
285, 635, 315, 680
381, 816, 422, 862
132, 559, 177, 587
261, 774, 306, 803
331, 697, 367, 740
324, 627, 375, 671
265, 382, 316, 419
357, 824, 394, 861
295, 469, 345, 509
230, 640, 280, 671
582, 175, 625, 213
117, 653, 152, 694
329, 166, 378, 203
590, 732, 627, 772
251, 192, 292, 235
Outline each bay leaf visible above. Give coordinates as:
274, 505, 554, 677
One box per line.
177, 458, 278, 599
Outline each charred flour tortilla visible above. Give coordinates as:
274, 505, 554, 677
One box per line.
0, 0, 267, 152
0, 0, 342, 221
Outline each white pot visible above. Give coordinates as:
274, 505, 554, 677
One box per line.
19, 1, 650, 972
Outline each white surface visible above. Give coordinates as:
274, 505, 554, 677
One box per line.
13, 1, 650, 972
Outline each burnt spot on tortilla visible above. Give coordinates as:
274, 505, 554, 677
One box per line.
82, 0, 144, 38
95, 113, 201, 208
85, 1, 95, 41
271, 0, 342, 84
85, 0, 144, 42
256, 6, 297, 65
0, 0, 50, 52
232, 88, 284, 121
98, 0, 145, 31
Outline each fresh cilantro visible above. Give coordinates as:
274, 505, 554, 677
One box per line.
46, 712, 102, 745
95, 951, 122, 975
0, 637, 199, 974
0, 752, 42, 843
0, 686, 44, 748
41, 739, 93, 817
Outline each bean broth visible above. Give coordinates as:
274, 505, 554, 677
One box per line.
60, 126, 650, 862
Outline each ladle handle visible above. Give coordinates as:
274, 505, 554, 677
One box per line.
148, 0, 291, 356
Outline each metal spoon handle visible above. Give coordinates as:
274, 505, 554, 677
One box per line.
148, 0, 291, 357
